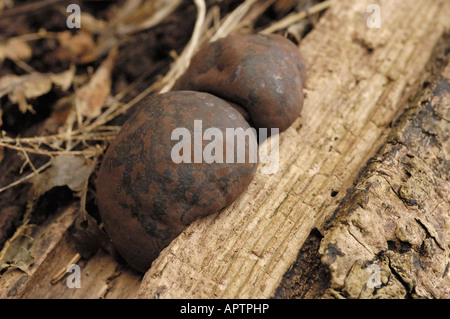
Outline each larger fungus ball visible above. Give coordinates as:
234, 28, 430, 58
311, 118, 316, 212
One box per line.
173, 34, 307, 133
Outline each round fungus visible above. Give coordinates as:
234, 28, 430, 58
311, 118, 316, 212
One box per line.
96, 91, 258, 272
173, 34, 306, 133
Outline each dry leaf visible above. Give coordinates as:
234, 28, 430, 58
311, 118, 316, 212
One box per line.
75, 48, 117, 119
80, 12, 108, 33
56, 30, 119, 64
0, 38, 32, 62
0, 67, 75, 113
21, 154, 96, 221
0, 223, 35, 275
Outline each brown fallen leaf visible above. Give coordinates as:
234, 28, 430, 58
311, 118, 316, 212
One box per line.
74, 48, 117, 119
0, 223, 34, 275
0, 38, 32, 62
0, 66, 75, 113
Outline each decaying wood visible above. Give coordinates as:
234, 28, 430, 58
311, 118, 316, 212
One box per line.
1, 0, 449, 299
137, 0, 450, 298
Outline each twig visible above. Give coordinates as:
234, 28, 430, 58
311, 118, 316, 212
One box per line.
82, 0, 207, 131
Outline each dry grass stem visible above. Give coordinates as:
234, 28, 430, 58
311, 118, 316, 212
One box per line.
17, 141, 38, 174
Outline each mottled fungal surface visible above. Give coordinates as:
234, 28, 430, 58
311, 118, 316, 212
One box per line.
173, 34, 306, 132
96, 91, 258, 273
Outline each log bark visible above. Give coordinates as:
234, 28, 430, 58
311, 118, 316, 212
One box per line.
318, 62, 450, 299
137, 0, 450, 298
